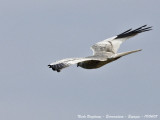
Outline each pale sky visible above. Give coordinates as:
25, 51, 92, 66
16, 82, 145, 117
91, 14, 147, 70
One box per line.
0, 0, 160, 120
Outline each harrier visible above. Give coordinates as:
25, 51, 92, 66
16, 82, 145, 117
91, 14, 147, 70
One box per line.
48, 25, 152, 72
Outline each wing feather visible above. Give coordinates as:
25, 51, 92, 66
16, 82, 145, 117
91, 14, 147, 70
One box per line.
91, 25, 152, 54
48, 57, 106, 72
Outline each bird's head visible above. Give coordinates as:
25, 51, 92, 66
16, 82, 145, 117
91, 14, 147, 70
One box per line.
77, 62, 83, 67
77, 63, 80, 67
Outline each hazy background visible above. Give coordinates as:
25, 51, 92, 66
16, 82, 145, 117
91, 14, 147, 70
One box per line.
0, 0, 160, 120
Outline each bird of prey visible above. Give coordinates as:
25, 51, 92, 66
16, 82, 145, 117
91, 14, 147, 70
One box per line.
48, 25, 152, 72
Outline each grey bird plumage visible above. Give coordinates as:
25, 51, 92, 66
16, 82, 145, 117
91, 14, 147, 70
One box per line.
48, 25, 152, 72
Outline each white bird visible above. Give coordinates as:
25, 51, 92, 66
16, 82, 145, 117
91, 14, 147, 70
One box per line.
48, 25, 152, 72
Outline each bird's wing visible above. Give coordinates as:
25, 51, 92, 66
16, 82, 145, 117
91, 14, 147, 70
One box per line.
91, 25, 152, 55
48, 57, 106, 72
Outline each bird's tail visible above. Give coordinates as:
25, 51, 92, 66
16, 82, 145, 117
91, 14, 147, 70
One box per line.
111, 49, 142, 59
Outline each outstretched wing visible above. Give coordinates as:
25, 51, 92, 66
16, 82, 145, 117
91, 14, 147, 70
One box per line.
48, 57, 106, 72
91, 25, 152, 55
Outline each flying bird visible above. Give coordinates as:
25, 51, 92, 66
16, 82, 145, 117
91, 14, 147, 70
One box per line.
48, 25, 152, 72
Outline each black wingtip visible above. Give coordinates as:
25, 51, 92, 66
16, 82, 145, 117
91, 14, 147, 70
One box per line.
48, 63, 68, 72
116, 25, 152, 39
48, 65, 52, 68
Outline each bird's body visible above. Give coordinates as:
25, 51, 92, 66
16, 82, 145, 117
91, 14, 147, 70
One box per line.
48, 25, 152, 72
78, 54, 119, 69
77, 58, 118, 69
